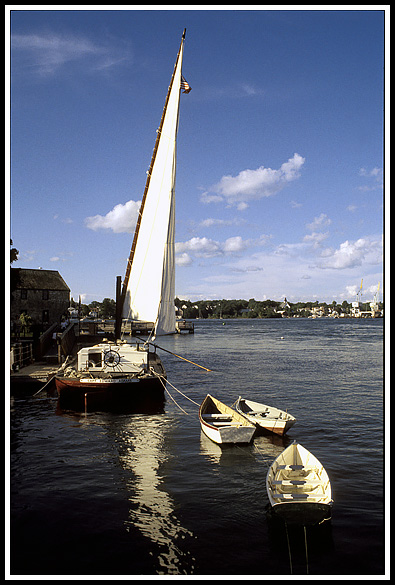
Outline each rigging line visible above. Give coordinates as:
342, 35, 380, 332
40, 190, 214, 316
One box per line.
144, 318, 157, 344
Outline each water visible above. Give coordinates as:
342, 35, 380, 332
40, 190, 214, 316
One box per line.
9, 318, 385, 576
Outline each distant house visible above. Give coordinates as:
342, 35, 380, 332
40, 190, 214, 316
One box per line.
10, 268, 70, 328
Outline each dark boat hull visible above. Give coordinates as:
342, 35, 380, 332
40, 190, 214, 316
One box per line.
268, 502, 332, 526
55, 375, 165, 413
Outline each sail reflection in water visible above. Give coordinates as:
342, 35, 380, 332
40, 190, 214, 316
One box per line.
116, 414, 195, 574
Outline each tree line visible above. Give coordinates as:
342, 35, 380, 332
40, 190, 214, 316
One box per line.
70, 296, 383, 321
174, 298, 382, 319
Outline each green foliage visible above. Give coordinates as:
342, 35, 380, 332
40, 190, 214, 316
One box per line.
80, 296, 367, 320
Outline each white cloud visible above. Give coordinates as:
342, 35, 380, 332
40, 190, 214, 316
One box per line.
222, 236, 246, 254
175, 253, 192, 266
303, 231, 330, 248
19, 250, 37, 262
199, 82, 265, 101
175, 237, 222, 258
231, 265, 264, 273
54, 214, 73, 225
357, 166, 383, 191
317, 237, 383, 270
345, 284, 360, 298
201, 153, 305, 208
177, 235, 383, 303
11, 33, 131, 77
175, 234, 264, 262
306, 213, 332, 232
359, 167, 382, 177
200, 193, 225, 205
199, 217, 246, 228
85, 200, 141, 233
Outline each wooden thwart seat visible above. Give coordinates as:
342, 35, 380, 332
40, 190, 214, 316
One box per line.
202, 414, 232, 421
212, 421, 241, 426
271, 493, 324, 501
271, 479, 324, 486
277, 464, 318, 472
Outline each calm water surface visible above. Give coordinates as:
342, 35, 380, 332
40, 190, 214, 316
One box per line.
10, 318, 385, 576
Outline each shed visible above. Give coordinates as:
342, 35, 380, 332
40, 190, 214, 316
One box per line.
11, 268, 70, 329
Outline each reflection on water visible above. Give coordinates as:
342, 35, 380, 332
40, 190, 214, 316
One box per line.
11, 319, 384, 576
115, 414, 195, 574
253, 433, 291, 460
199, 429, 289, 466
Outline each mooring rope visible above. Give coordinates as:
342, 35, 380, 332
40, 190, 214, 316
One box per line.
304, 524, 309, 574
164, 377, 200, 407
154, 371, 189, 414
33, 355, 72, 397
253, 442, 271, 463
165, 388, 189, 415
285, 521, 293, 574
152, 371, 200, 414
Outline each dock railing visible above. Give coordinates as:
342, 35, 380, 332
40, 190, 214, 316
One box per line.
59, 322, 76, 359
10, 342, 33, 371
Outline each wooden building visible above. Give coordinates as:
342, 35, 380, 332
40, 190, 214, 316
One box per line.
10, 268, 70, 329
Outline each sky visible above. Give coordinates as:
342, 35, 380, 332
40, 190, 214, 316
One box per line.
8, 7, 386, 306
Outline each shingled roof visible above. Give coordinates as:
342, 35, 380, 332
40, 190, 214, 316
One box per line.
11, 268, 70, 291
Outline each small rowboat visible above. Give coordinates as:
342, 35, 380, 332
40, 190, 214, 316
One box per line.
235, 397, 296, 436
266, 441, 333, 523
199, 394, 256, 445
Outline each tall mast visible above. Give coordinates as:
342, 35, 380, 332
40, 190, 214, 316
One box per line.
119, 29, 186, 311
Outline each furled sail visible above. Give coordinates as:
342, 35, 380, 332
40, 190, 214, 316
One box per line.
121, 31, 187, 336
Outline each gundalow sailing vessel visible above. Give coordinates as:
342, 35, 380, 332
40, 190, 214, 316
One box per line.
56, 30, 190, 411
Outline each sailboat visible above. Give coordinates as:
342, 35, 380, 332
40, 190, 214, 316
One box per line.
55, 30, 190, 411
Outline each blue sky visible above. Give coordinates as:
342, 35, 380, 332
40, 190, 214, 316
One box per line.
8, 7, 386, 305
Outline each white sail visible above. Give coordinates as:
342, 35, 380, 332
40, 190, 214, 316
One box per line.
122, 37, 185, 336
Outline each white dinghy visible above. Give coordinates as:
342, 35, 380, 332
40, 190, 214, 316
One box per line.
266, 441, 333, 523
199, 394, 256, 445
235, 397, 296, 436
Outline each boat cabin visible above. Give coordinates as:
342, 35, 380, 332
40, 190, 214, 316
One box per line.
77, 342, 148, 374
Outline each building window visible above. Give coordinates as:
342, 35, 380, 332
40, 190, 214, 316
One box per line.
42, 290, 49, 300
21, 289, 27, 299
42, 310, 49, 323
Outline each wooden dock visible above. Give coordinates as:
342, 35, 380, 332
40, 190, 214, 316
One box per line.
10, 361, 59, 392
175, 319, 194, 333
